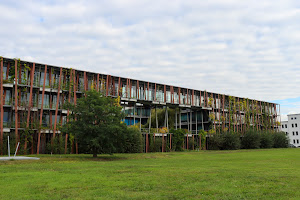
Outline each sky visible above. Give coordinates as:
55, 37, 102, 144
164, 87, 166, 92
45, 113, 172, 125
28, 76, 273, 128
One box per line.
0, 0, 300, 121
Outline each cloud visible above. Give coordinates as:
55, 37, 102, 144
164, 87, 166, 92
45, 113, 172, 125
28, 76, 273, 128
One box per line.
1, 0, 300, 119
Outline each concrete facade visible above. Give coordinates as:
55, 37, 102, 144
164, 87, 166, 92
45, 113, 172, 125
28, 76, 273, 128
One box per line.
280, 114, 300, 147
0, 57, 280, 154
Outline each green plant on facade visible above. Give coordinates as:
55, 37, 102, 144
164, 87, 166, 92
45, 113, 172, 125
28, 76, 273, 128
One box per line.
198, 129, 207, 150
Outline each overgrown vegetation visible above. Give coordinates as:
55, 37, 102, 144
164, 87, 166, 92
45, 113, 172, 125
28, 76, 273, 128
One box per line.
207, 130, 288, 150
61, 90, 143, 157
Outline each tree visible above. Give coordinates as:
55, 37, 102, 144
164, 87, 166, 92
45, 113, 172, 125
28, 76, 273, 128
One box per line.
62, 90, 125, 157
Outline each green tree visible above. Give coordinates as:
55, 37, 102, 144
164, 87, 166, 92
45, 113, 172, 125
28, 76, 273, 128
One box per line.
62, 90, 125, 157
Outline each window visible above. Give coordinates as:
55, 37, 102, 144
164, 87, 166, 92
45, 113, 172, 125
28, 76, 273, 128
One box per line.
294, 140, 296, 144
295, 117, 297, 119
293, 132, 295, 136
291, 117, 293, 120
298, 140, 299, 144
296, 123, 298, 127
292, 124, 294, 128
296, 131, 299, 136
285, 124, 287, 128
282, 125, 284, 128
286, 132, 288, 135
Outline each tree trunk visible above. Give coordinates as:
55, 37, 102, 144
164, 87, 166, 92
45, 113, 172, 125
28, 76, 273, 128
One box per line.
93, 148, 97, 157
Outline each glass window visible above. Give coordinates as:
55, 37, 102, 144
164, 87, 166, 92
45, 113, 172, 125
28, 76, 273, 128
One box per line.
291, 117, 293, 120
296, 123, 298, 127
285, 124, 287, 128
282, 125, 284, 128
4, 90, 11, 105
3, 111, 9, 122
292, 124, 294, 128
296, 131, 299, 136
293, 132, 295, 135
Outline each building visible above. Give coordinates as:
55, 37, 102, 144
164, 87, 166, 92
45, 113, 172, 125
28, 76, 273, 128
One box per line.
280, 114, 300, 147
0, 57, 280, 154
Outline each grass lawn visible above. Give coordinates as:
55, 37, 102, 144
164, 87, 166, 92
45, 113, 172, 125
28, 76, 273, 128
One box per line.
0, 149, 300, 200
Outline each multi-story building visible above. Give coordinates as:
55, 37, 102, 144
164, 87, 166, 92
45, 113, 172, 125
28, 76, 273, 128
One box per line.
280, 114, 300, 147
0, 57, 280, 154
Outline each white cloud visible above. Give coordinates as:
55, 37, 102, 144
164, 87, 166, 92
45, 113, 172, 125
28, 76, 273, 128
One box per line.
1, 0, 300, 119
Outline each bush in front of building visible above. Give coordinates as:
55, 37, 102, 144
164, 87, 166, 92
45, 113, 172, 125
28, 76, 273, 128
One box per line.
273, 131, 289, 148
221, 132, 241, 150
260, 131, 274, 149
121, 126, 143, 153
207, 134, 223, 150
241, 130, 261, 149
170, 128, 185, 151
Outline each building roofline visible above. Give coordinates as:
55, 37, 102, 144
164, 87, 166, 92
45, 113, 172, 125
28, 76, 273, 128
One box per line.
1, 56, 279, 105
287, 113, 300, 116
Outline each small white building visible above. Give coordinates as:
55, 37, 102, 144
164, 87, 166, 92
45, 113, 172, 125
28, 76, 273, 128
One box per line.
280, 114, 300, 147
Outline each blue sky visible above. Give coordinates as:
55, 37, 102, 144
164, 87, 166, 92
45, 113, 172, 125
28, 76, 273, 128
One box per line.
1, 0, 300, 121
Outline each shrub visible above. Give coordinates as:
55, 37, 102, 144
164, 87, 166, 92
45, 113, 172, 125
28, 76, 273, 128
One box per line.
207, 134, 223, 150
123, 126, 143, 153
241, 130, 260, 149
273, 132, 289, 148
221, 132, 241, 150
170, 129, 185, 151
260, 132, 274, 148
188, 137, 196, 150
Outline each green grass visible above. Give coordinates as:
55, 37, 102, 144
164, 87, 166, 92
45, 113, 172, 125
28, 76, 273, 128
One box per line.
1, 149, 300, 199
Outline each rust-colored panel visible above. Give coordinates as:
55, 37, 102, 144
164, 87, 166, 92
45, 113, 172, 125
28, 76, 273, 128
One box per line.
228, 97, 231, 132
200, 91, 202, 106
147, 82, 149, 100
170, 86, 173, 103
53, 67, 63, 139
73, 70, 77, 105
65, 69, 73, 154
170, 134, 172, 150
14, 60, 19, 144
37, 65, 48, 154
186, 89, 188, 105
222, 95, 225, 130
192, 90, 194, 106
76, 142, 78, 154
164, 85, 166, 102
25, 63, 35, 153
186, 135, 188, 150
0, 58, 3, 155
137, 80, 139, 99
154, 83, 156, 101
192, 135, 194, 150
213, 95, 216, 131
106, 75, 109, 96
97, 74, 100, 92
118, 77, 121, 97
203, 91, 206, 107
162, 134, 164, 152
146, 133, 148, 153
199, 134, 201, 150
217, 93, 219, 133
178, 87, 181, 104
